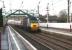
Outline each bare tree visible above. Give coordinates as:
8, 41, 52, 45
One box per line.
58, 10, 67, 22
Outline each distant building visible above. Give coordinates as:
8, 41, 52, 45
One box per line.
45, 15, 58, 23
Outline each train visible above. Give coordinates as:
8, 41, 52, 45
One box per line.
7, 16, 40, 31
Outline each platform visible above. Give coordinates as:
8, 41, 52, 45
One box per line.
40, 27, 72, 36
1, 26, 37, 50
1, 29, 9, 50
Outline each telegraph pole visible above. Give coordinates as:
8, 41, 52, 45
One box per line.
68, 0, 70, 22
47, 3, 49, 28
38, 1, 40, 17
68, 0, 72, 32
69, 1, 71, 23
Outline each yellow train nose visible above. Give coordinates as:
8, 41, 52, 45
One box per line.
31, 23, 39, 31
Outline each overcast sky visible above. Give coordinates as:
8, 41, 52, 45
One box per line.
0, 0, 72, 15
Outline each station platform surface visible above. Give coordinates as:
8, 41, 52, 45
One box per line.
40, 27, 72, 36
1, 26, 28, 50
1, 28, 9, 50
1, 26, 37, 50
0, 27, 3, 50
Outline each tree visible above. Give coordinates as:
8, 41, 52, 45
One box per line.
58, 10, 67, 22
38, 14, 47, 22
0, 8, 3, 26
48, 15, 57, 22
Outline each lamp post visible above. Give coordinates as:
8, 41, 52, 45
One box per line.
0, 0, 5, 26
0, 0, 5, 8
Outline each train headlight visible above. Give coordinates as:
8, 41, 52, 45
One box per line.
31, 23, 39, 30
31, 23, 38, 27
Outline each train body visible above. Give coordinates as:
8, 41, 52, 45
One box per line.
26, 17, 39, 31
7, 16, 40, 31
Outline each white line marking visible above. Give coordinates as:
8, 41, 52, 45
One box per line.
41, 28, 72, 36
10, 26, 37, 50
8, 31, 12, 50
8, 26, 21, 50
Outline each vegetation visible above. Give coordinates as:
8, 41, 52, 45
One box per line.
57, 10, 67, 23
38, 9, 68, 23
48, 15, 57, 22
38, 14, 47, 22
0, 8, 3, 27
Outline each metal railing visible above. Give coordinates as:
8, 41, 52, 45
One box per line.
7, 26, 37, 50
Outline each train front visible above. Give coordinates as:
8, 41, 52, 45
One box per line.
30, 17, 40, 31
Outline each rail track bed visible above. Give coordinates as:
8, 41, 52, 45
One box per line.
12, 26, 72, 50
0, 27, 3, 32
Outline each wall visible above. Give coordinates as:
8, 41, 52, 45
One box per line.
39, 23, 72, 29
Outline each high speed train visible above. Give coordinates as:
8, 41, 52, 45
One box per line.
7, 16, 40, 31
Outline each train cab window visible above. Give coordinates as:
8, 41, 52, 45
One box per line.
30, 17, 38, 23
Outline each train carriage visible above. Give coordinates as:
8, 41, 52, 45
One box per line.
7, 16, 40, 32
22, 16, 40, 31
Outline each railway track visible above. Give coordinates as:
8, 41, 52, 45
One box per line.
12, 26, 72, 50
43, 31, 72, 41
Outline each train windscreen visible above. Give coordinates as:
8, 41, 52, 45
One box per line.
30, 17, 38, 23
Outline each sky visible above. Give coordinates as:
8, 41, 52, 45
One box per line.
0, 0, 72, 15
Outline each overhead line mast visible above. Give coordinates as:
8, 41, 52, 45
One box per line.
67, 0, 71, 22
46, 3, 49, 28
38, 1, 40, 17
68, 0, 72, 32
